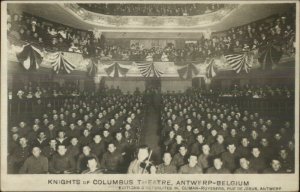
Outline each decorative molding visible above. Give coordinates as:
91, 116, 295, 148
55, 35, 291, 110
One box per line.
61, 4, 238, 29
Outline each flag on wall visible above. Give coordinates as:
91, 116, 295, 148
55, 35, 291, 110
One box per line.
177, 63, 199, 79
137, 62, 163, 77
205, 59, 216, 78
48, 52, 76, 74
16, 44, 43, 70
104, 62, 129, 77
224, 52, 252, 73
258, 42, 282, 70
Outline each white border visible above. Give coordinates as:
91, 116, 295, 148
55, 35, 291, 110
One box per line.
1, 1, 299, 191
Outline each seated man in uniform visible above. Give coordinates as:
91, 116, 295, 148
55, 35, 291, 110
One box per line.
178, 154, 203, 174
249, 147, 266, 173
81, 157, 103, 174
156, 152, 177, 174
206, 157, 230, 174
19, 146, 48, 174
234, 157, 257, 174
171, 144, 189, 171
76, 145, 100, 173
11, 137, 31, 173
221, 143, 238, 173
49, 144, 76, 174
263, 159, 285, 173
198, 144, 211, 173
101, 143, 123, 173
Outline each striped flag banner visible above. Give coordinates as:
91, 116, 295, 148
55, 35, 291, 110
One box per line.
87, 58, 98, 77
104, 62, 129, 77
224, 52, 252, 73
205, 59, 216, 78
177, 63, 199, 79
136, 62, 163, 77
49, 52, 76, 74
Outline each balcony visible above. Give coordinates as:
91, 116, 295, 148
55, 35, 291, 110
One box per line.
62, 4, 238, 30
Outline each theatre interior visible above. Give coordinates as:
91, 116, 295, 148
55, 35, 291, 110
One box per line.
6, 3, 296, 174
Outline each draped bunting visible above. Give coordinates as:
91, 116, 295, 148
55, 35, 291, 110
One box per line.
177, 63, 199, 79
16, 44, 43, 70
136, 62, 163, 77
104, 62, 129, 77
224, 52, 253, 73
87, 58, 98, 77
258, 42, 282, 70
47, 52, 76, 74
205, 59, 216, 78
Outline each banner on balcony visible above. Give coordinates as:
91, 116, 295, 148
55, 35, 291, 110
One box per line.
47, 52, 76, 74
177, 63, 199, 79
16, 44, 43, 70
136, 62, 164, 77
87, 58, 98, 77
224, 52, 253, 73
104, 62, 130, 77
205, 59, 217, 79
258, 42, 282, 70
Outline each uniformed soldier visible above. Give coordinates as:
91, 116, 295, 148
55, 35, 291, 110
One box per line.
56, 130, 69, 146
198, 144, 211, 172
76, 146, 100, 173
79, 129, 92, 147
249, 147, 266, 173
236, 137, 251, 159
42, 139, 57, 159
234, 157, 257, 173
65, 123, 81, 139
34, 131, 48, 149
221, 143, 238, 173
156, 152, 177, 174
11, 137, 31, 173
206, 157, 230, 174
19, 146, 48, 174
171, 144, 188, 170
89, 134, 106, 160
178, 154, 203, 174
81, 157, 103, 174
49, 144, 76, 174
101, 143, 123, 173
190, 134, 205, 156
67, 137, 80, 160
263, 159, 285, 173
211, 134, 226, 157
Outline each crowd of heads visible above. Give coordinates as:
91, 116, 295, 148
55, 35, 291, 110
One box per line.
8, 86, 145, 174
7, 11, 104, 55
78, 4, 224, 16
159, 88, 294, 174
218, 84, 294, 99
12, 81, 81, 100
8, 84, 295, 174
8, 6, 295, 63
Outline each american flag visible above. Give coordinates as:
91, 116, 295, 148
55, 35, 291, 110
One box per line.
50, 52, 76, 74
137, 62, 163, 77
224, 53, 252, 73
206, 59, 216, 78
16, 44, 43, 71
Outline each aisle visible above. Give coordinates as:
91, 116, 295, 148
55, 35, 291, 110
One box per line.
140, 93, 162, 164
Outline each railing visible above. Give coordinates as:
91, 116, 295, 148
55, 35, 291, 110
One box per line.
63, 4, 238, 29
218, 96, 294, 120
